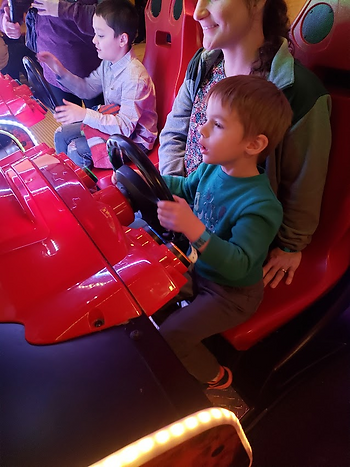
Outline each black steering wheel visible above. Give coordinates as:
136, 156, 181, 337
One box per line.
107, 135, 173, 201
8, 0, 31, 23
107, 135, 188, 248
22, 56, 59, 113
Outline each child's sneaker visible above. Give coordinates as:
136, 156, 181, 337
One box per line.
206, 366, 233, 390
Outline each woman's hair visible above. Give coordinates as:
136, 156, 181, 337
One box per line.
249, 0, 290, 75
95, 0, 139, 48
207, 75, 293, 161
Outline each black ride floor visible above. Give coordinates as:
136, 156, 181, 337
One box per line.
247, 305, 350, 467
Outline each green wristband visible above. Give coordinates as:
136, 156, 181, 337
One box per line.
191, 228, 211, 251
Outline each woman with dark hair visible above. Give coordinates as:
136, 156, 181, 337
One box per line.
158, 0, 331, 289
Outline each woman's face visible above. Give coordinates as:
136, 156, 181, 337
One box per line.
194, 0, 263, 51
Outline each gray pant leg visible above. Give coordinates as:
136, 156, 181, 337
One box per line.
160, 275, 263, 383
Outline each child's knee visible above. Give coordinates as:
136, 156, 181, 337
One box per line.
54, 126, 63, 142
67, 140, 77, 153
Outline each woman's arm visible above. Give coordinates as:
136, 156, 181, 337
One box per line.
158, 79, 195, 176
38, 50, 102, 99
58, 0, 96, 36
264, 93, 332, 288
158, 49, 208, 176
32, 0, 96, 36
276, 94, 331, 251
57, 63, 102, 99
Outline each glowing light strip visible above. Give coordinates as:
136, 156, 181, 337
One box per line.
88, 407, 252, 467
0, 129, 25, 151
0, 119, 38, 146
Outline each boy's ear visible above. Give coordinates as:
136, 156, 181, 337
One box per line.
245, 134, 268, 156
119, 32, 129, 47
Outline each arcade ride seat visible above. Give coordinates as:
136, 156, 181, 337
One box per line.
94, 0, 203, 188
221, 0, 350, 389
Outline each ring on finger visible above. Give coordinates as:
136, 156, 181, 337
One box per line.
280, 268, 287, 274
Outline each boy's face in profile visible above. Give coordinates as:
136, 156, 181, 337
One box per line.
92, 14, 126, 63
199, 96, 251, 172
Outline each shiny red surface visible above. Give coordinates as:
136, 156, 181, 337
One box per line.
0, 146, 188, 344
0, 73, 46, 126
290, 0, 350, 72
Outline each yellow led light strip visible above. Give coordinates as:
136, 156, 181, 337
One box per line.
0, 129, 25, 151
89, 407, 252, 467
0, 119, 39, 146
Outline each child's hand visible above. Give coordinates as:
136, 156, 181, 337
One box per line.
157, 195, 205, 242
111, 171, 117, 185
54, 99, 87, 124
36, 51, 66, 77
2, 7, 21, 39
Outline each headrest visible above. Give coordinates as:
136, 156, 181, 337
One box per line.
290, 0, 350, 72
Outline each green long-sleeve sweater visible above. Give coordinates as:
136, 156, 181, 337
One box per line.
163, 164, 283, 287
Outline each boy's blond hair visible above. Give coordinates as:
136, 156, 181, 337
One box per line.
207, 75, 293, 161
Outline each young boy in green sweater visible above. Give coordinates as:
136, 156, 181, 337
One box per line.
157, 75, 293, 389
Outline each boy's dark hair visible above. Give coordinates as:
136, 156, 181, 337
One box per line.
207, 75, 293, 161
95, 0, 139, 48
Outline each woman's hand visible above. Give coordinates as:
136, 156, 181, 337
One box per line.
2, 7, 21, 39
32, 0, 59, 17
157, 195, 205, 242
263, 248, 302, 288
36, 51, 66, 77
54, 99, 86, 124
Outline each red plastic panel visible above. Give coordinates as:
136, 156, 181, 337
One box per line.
0, 150, 141, 344
290, 0, 350, 71
143, 0, 202, 131
0, 73, 46, 126
118, 227, 188, 315
0, 147, 189, 344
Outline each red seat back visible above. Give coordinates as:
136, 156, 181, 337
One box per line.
143, 0, 202, 132
223, 0, 350, 350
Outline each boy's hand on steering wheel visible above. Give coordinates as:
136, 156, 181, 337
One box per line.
36, 51, 66, 77
54, 100, 87, 125
157, 195, 205, 242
